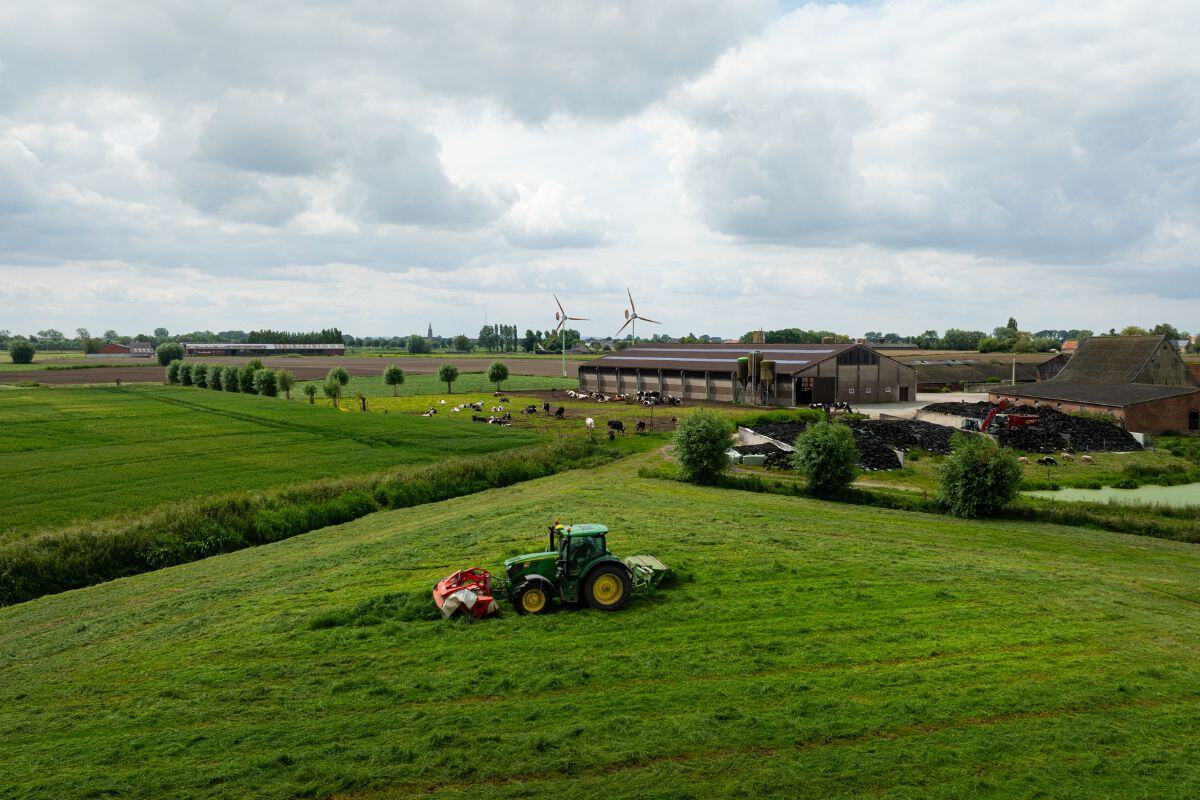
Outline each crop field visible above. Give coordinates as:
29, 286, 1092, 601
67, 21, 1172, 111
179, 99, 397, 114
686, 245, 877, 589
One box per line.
297, 372, 579, 398
3, 455, 1200, 799
0, 385, 536, 538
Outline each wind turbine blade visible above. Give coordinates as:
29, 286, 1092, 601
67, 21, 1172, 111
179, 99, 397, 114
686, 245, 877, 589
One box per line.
566, 316, 589, 321
615, 318, 633, 336
552, 321, 564, 335
638, 316, 662, 324
554, 294, 565, 315
626, 287, 636, 314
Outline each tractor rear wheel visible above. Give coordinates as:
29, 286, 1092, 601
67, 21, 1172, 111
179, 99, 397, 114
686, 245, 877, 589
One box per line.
513, 582, 551, 615
584, 565, 632, 612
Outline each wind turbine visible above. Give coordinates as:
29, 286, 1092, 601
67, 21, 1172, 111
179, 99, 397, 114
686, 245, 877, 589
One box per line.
615, 288, 660, 346
552, 294, 588, 378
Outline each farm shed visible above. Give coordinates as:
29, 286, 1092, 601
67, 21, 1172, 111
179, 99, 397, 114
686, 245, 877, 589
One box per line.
94, 341, 154, 358
988, 335, 1200, 433
578, 343, 916, 406
182, 342, 346, 357
903, 358, 1043, 391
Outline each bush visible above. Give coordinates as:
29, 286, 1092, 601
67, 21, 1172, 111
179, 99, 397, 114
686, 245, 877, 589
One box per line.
328, 366, 350, 386
438, 363, 459, 393
207, 364, 224, 390
8, 339, 34, 365
178, 362, 194, 386
792, 421, 859, 495
191, 363, 209, 388
155, 342, 183, 365
323, 376, 343, 407
936, 433, 1022, 517
253, 368, 278, 397
673, 409, 735, 483
487, 361, 509, 390
222, 366, 240, 392
383, 365, 405, 396
165, 360, 182, 384
240, 361, 262, 393
277, 369, 296, 399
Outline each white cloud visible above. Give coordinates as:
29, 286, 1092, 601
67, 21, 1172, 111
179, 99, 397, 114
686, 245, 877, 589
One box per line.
501, 182, 610, 248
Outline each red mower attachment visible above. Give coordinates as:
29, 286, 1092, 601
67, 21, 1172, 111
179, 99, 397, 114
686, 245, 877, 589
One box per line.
433, 568, 499, 619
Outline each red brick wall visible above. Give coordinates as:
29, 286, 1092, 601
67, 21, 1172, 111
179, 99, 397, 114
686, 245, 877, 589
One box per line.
1124, 394, 1200, 433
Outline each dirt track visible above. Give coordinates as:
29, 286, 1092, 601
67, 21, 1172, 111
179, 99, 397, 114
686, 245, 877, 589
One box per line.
1, 355, 591, 385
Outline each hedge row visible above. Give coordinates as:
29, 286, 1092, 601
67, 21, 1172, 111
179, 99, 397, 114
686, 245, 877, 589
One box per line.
0, 438, 617, 606
165, 359, 295, 397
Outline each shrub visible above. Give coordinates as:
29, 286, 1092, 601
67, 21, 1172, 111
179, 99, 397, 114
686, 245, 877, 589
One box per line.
487, 361, 509, 390
155, 342, 183, 365
165, 360, 182, 384
222, 366, 240, 392
673, 409, 735, 483
303, 384, 318, 404
792, 421, 859, 495
277, 369, 296, 399
328, 366, 350, 386
191, 363, 209, 388
383, 365, 405, 396
253, 368, 278, 397
8, 339, 34, 364
239, 361, 261, 393
936, 433, 1022, 517
438, 363, 459, 393
207, 364, 224, 390
178, 362, 194, 386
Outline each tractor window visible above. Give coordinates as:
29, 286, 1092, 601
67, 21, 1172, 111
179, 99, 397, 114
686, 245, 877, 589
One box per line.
569, 536, 601, 573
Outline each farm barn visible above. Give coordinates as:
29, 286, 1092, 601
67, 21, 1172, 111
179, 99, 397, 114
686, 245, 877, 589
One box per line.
93, 341, 154, 358
578, 343, 916, 406
182, 342, 346, 357
989, 335, 1200, 433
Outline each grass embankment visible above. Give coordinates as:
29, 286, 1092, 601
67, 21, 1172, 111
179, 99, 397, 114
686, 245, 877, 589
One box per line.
0, 385, 537, 537
3, 458, 1200, 798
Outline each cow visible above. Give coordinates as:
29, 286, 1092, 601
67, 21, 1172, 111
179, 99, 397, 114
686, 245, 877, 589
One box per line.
585, 418, 595, 433
543, 401, 551, 415
607, 420, 625, 434
1036, 456, 1057, 466
555, 406, 565, 419
636, 420, 647, 433
522, 404, 538, 414
422, 408, 438, 417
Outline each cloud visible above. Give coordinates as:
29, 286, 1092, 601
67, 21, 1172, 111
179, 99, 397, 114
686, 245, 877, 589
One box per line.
195, 92, 332, 176
501, 182, 610, 248
660, 0, 1200, 266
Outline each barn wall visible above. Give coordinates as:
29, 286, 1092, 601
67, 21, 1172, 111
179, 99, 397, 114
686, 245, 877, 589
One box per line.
1134, 340, 1199, 387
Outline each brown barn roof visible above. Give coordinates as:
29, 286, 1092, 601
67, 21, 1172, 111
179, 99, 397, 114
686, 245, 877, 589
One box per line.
1053, 335, 1171, 384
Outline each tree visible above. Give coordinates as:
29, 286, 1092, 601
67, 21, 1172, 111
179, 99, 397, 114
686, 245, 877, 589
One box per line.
792, 421, 859, 496
1120, 325, 1150, 337
304, 384, 318, 404
406, 334, 429, 354
178, 362, 194, 386
102, 329, 119, 341
912, 330, 941, 350
192, 363, 209, 388
673, 410, 735, 483
322, 376, 343, 407
207, 364, 224, 390
8, 339, 34, 364
452, 334, 472, 352
156, 342, 184, 365
253, 368, 278, 397
240, 360, 263, 393
76, 328, 91, 350
1006, 317, 1019, 331
1152, 323, 1183, 341
154, 327, 169, 339
487, 360, 509, 390
222, 366, 240, 392
165, 360, 182, 383
383, 365, 406, 396
276, 369, 296, 399
522, 329, 538, 352
936, 433, 1022, 518
438, 363, 459, 393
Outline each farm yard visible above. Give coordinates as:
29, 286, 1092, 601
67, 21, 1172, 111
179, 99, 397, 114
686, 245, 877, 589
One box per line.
4, 456, 1200, 798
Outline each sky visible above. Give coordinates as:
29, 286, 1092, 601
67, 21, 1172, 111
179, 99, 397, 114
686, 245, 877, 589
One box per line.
1, 0, 1197, 340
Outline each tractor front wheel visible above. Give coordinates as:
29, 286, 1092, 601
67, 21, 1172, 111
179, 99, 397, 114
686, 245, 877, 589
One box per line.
584, 565, 632, 612
513, 582, 551, 615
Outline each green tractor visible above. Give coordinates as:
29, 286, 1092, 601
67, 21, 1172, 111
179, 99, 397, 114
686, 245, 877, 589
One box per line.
433, 523, 669, 618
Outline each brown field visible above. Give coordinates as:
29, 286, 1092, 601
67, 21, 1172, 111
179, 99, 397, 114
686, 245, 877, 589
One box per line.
0, 354, 591, 385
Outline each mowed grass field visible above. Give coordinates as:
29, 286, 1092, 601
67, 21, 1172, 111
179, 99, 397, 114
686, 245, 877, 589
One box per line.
3, 456, 1200, 798
0, 385, 536, 537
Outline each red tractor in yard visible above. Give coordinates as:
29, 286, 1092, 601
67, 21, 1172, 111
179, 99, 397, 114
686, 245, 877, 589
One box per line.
965, 399, 1040, 434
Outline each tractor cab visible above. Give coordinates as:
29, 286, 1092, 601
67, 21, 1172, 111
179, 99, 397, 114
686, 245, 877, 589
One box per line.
503, 523, 635, 614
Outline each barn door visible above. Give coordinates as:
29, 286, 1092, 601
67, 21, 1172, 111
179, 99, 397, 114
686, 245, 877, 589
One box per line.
813, 377, 836, 404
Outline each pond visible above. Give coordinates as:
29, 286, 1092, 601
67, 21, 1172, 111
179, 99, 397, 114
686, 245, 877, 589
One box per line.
1025, 482, 1200, 509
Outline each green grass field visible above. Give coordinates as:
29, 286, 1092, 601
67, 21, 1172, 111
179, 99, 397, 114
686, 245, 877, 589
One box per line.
0, 385, 536, 538
298, 372, 579, 398
2, 455, 1200, 798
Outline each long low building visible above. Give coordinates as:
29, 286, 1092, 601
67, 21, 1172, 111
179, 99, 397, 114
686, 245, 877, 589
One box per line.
989, 335, 1200, 433
182, 342, 346, 357
578, 343, 917, 406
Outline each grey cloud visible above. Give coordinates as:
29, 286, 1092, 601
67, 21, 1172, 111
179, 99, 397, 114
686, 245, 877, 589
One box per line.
195, 93, 333, 176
